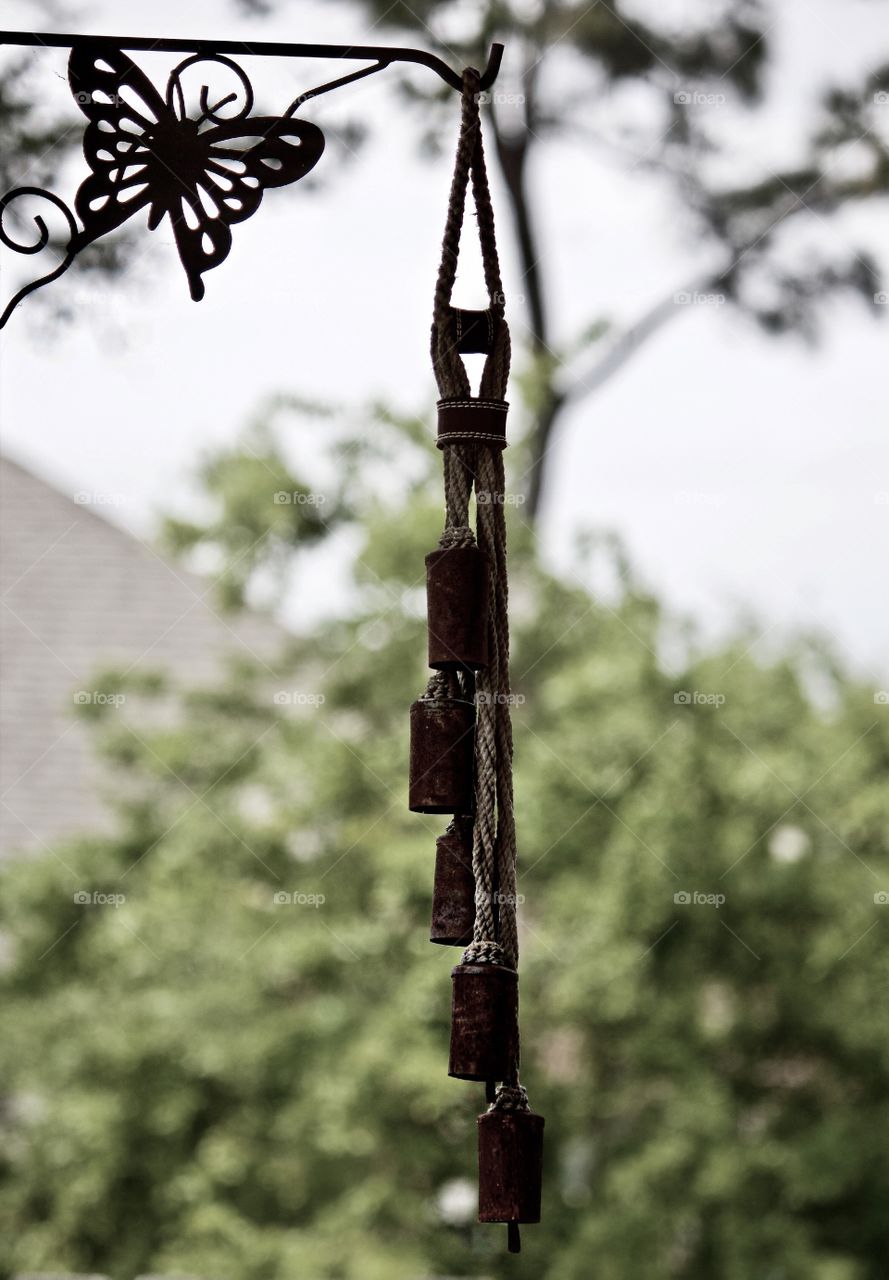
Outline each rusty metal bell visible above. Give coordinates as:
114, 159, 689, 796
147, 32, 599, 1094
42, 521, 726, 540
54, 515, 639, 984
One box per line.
408, 693, 475, 814
430, 820, 476, 946
448, 962, 518, 1082
426, 544, 489, 670
478, 1106, 545, 1245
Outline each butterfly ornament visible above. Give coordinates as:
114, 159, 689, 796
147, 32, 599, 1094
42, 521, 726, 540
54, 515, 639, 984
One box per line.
0, 44, 325, 324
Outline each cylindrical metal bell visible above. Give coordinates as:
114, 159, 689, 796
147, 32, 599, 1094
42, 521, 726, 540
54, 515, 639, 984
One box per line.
426, 544, 489, 670
430, 820, 476, 946
408, 696, 475, 814
478, 1107, 544, 1225
448, 963, 518, 1081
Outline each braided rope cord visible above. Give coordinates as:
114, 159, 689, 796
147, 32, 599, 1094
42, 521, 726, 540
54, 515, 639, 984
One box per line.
430, 68, 521, 1086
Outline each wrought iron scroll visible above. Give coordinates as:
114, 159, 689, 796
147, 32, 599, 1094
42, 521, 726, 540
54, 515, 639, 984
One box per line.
0, 33, 503, 326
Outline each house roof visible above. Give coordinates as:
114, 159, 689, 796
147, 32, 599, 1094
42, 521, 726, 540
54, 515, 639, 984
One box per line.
0, 453, 283, 857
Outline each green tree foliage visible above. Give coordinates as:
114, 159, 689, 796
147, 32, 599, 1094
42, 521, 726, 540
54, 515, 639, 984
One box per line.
1, 412, 887, 1279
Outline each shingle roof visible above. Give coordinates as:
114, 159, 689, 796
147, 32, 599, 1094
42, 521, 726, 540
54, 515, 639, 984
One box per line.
0, 453, 283, 857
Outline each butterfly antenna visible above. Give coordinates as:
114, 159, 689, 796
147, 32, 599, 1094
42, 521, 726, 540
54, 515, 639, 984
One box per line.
197, 85, 236, 125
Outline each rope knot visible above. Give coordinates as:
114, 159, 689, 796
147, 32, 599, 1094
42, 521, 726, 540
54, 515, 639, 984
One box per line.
488, 1084, 530, 1113
461, 939, 505, 966
438, 523, 476, 549
423, 669, 458, 702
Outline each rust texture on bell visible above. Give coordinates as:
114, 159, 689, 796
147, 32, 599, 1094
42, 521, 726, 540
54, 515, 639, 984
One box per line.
478, 1106, 544, 1226
430, 820, 476, 946
448, 962, 518, 1081
426, 544, 489, 671
408, 694, 475, 814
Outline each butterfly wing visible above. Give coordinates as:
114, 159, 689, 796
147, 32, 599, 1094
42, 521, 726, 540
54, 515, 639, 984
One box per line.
68, 44, 167, 248
67, 46, 325, 301
165, 117, 325, 300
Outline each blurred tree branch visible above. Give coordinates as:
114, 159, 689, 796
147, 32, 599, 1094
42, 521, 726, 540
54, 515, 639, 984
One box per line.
337, 0, 889, 518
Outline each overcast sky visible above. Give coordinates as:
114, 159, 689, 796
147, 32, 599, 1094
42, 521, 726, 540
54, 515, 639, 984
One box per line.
1, 0, 887, 683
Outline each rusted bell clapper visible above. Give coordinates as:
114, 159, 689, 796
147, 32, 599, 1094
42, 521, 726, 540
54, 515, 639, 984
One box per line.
426, 544, 489, 670
448, 963, 518, 1081
430, 820, 476, 946
409, 695, 475, 814
478, 1106, 545, 1244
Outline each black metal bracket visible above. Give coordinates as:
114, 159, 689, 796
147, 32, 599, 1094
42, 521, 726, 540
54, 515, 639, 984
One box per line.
0, 31, 504, 326
0, 31, 504, 94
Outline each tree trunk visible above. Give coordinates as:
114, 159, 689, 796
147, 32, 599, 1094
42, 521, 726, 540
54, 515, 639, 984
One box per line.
491, 116, 565, 522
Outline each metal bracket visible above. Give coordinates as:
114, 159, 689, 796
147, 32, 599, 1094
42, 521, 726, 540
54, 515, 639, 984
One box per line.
0, 31, 504, 325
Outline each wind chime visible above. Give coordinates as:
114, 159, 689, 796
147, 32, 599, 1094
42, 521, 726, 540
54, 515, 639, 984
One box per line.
408, 70, 544, 1254
0, 26, 543, 1252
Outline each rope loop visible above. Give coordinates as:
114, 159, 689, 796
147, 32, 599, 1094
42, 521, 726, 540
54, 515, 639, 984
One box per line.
431, 68, 510, 404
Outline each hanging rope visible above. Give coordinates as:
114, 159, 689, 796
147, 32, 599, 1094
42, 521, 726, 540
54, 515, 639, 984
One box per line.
430, 67, 520, 1081
410, 66, 544, 1254
431, 67, 510, 403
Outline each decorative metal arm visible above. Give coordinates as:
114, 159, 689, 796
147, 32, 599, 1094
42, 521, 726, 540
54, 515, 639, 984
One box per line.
0, 31, 504, 326
0, 31, 504, 93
